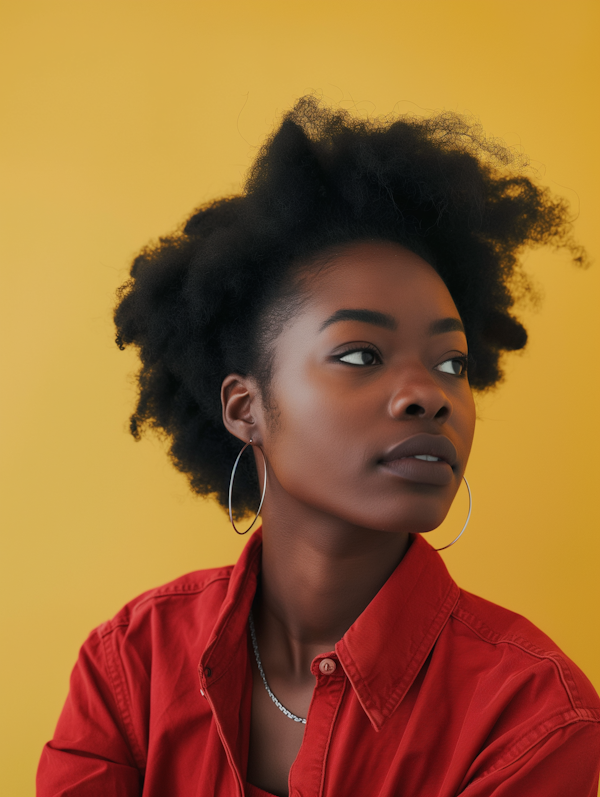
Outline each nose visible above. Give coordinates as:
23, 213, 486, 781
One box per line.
388, 366, 452, 423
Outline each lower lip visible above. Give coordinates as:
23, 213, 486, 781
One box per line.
379, 457, 454, 486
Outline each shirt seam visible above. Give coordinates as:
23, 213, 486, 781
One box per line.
94, 574, 235, 771
97, 574, 233, 636
471, 713, 600, 782
100, 628, 147, 770
318, 677, 348, 797
451, 607, 598, 716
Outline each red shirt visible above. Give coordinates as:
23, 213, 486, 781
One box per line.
38, 529, 600, 796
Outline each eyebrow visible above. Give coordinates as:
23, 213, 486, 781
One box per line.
319, 308, 397, 332
318, 308, 465, 336
428, 317, 465, 336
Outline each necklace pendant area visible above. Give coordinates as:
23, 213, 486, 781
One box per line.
248, 611, 307, 725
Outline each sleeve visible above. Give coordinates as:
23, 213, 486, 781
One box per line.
458, 720, 600, 797
36, 627, 144, 797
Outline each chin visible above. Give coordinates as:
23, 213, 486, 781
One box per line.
363, 504, 452, 536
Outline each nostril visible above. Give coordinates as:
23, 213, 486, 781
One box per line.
406, 404, 425, 416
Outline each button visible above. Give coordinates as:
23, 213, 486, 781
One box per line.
200, 688, 205, 697
319, 657, 336, 674
204, 667, 212, 677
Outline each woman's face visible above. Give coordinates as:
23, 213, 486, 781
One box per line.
235, 240, 476, 535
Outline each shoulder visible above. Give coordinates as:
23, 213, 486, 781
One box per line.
80, 530, 263, 679
92, 564, 236, 654
444, 589, 600, 718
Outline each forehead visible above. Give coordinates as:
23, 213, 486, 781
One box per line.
298, 240, 458, 318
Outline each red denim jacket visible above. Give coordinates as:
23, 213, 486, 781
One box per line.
37, 530, 600, 796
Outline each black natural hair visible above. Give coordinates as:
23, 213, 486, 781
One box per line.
114, 95, 585, 519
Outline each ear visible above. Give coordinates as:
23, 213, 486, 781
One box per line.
221, 373, 263, 445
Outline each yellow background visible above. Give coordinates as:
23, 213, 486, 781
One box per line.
1, 1, 599, 793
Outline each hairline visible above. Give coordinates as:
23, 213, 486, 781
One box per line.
247, 237, 442, 428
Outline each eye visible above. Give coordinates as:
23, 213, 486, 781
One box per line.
436, 356, 468, 377
337, 346, 381, 366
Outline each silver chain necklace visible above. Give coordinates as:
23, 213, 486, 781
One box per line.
248, 612, 307, 724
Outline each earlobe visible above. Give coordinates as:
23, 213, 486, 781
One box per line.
221, 374, 259, 442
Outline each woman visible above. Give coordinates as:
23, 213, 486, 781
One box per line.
37, 97, 600, 796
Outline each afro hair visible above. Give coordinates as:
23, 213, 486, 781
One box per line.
114, 96, 586, 518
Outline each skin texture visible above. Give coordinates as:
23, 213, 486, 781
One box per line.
221, 240, 477, 796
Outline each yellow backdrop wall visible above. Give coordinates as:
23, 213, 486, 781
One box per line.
1, 1, 598, 793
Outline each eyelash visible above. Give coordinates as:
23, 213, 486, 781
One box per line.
336, 346, 469, 377
438, 355, 469, 378
336, 344, 381, 365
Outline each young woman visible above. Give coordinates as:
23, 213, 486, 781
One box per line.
37, 97, 600, 796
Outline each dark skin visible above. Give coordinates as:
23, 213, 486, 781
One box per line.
221, 240, 476, 797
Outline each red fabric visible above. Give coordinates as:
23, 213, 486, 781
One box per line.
37, 530, 600, 797
246, 783, 277, 797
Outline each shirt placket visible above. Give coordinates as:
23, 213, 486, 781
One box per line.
288, 653, 347, 797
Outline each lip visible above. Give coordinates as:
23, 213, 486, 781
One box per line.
380, 433, 458, 467
379, 433, 458, 487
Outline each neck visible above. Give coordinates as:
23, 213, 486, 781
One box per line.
254, 498, 411, 679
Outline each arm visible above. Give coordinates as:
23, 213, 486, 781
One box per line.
459, 720, 600, 797
37, 628, 144, 797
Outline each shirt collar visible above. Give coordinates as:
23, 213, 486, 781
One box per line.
335, 533, 460, 730
200, 528, 459, 733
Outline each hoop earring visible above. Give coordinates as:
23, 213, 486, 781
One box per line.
228, 438, 268, 535
434, 476, 472, 551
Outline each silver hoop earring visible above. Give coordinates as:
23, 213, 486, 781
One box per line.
434, 476, 472, 551
228, 438, 268, 535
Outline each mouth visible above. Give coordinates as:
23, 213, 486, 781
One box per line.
378, 433, 458, 486
379, 456, 454, 486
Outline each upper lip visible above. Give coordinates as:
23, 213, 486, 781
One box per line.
380, 433, 458, 468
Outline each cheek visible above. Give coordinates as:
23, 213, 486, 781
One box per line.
265, 372, 362, 496
260, 355, 477, 531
